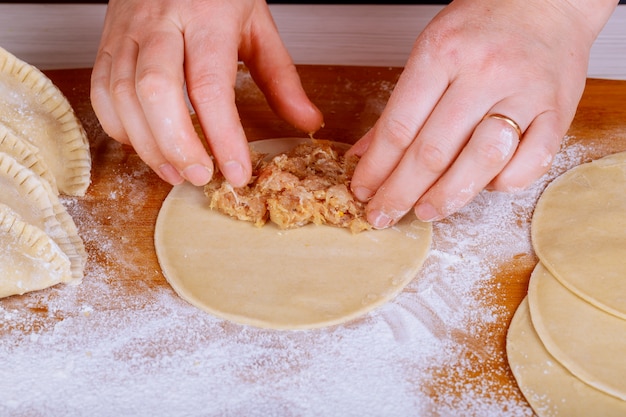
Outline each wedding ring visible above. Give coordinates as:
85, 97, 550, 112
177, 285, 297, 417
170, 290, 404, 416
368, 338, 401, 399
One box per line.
482, 113, 523, 140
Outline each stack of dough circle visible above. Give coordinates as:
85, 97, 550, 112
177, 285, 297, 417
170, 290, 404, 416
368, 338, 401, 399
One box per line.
0, 47, 90, 298
507, 298, 626, 417
155, 138, 432, 330
507, 152, 626, 415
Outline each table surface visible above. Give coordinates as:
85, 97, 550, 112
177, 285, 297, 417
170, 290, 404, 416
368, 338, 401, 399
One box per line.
1, 66, 625, 416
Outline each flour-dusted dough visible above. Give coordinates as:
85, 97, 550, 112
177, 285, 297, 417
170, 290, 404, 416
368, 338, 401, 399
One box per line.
0, 121, 57, 194
0, 47, 91, 196
531, 151, 626, 319
0, 152, 86, 282
507, 298, 626, 417
0, 203, 72, 297
527, 263, 626, 401
155, 139, 432, 329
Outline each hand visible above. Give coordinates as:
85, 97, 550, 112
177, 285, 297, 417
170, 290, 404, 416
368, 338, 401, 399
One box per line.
349, 0, 618, 227
91, 0, 323, 188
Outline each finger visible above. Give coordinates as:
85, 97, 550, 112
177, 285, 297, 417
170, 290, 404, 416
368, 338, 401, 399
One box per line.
358, 80, 489, 229
414, 111, 525, 221
91, 49, 130, 145
242, 4, 324, 134
135, 26, 214, 186
90, 1, 131, 146
109, 36, 184, 185
488, 110, 564, 192
349, 64, 449, 203
184, 17, 251, 188
347, 128, 374, 158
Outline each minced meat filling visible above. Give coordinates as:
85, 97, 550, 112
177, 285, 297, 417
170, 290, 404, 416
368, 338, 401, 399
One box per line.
204, 140, 371, 233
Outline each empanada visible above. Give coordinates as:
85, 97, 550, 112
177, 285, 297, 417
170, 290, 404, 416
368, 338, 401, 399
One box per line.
0, 46, 90, 196
0, 120, 57, 194
0, 203, 71, 297
0, 152, 86, 282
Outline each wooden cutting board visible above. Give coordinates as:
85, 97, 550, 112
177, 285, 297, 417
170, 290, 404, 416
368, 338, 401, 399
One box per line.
1, 65, 625, 416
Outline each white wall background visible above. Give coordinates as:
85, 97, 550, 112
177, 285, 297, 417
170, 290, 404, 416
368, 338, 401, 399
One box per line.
0, 4, 624, 79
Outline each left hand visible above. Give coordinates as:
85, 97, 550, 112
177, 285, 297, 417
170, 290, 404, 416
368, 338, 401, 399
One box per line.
348, 0, 615, 227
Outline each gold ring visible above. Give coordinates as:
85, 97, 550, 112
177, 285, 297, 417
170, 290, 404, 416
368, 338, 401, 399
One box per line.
482, 113, 523, 140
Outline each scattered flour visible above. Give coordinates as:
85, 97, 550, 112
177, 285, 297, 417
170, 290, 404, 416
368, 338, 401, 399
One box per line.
0, 136, 592, 417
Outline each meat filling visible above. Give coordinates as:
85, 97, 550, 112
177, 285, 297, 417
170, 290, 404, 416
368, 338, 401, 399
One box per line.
204, 140, 371, 233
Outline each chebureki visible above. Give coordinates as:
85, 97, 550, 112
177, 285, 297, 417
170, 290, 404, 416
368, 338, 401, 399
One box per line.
204, 140, 371, 234
0, 203, 72, 297
0, 46, 91, 197
0, 47, 90, 298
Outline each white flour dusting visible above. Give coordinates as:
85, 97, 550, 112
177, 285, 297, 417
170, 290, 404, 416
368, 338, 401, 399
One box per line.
0, 137, 592, 417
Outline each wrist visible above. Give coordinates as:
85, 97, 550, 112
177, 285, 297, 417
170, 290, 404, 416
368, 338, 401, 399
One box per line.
553, 0, 619, 41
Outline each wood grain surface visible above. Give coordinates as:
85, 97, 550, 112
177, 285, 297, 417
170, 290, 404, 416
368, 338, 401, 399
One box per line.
1, 66, 625, 416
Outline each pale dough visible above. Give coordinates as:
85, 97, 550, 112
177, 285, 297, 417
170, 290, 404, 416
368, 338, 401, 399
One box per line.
531, 151, 626, 319
527, 263, 626, 401
507, 151, 626, 414
0, 203, 71, 297
0, 49, 89, 298
0, 152, 86, 281
507, 298, 626, 417
0, 121, 57, 194
155, 139, 432, 330
0, 46, 91, 196
531, 153, 626, 319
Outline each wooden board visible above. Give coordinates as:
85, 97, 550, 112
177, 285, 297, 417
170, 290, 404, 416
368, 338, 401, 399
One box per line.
1, 65, 625, 415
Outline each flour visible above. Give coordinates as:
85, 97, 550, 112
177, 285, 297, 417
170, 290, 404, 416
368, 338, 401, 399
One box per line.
0, 136, 592, 417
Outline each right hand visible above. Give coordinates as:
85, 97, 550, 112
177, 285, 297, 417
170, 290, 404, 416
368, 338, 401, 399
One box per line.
91, 0, 324, 187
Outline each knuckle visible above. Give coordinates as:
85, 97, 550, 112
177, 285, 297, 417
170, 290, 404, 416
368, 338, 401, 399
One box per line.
475, 139, 511, 168
136, 68, 178, 102
416, 141, 450, 174
187, 73, 231, 107
379, 116, 418, 150
110, 76, 136, 99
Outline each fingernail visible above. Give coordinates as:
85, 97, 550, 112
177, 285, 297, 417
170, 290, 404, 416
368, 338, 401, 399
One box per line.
415, 203, 442, 222
221, 160, 247, 187
353, 186, 373, 202
182, 164, 213, 186
159, 163, 184, 185
368, 210, 393, 229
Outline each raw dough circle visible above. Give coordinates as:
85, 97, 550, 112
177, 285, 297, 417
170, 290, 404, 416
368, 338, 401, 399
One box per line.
507, 297, 626, 417
531, 151, 626, 319
155, 139, 432, 329
527, 263, 626, 401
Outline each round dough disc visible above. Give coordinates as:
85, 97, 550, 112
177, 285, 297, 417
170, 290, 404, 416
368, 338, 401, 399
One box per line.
527, 263, 626, 401
531, 151, 626, 319
507, 297, 626, 417
155, 139, 432, 330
